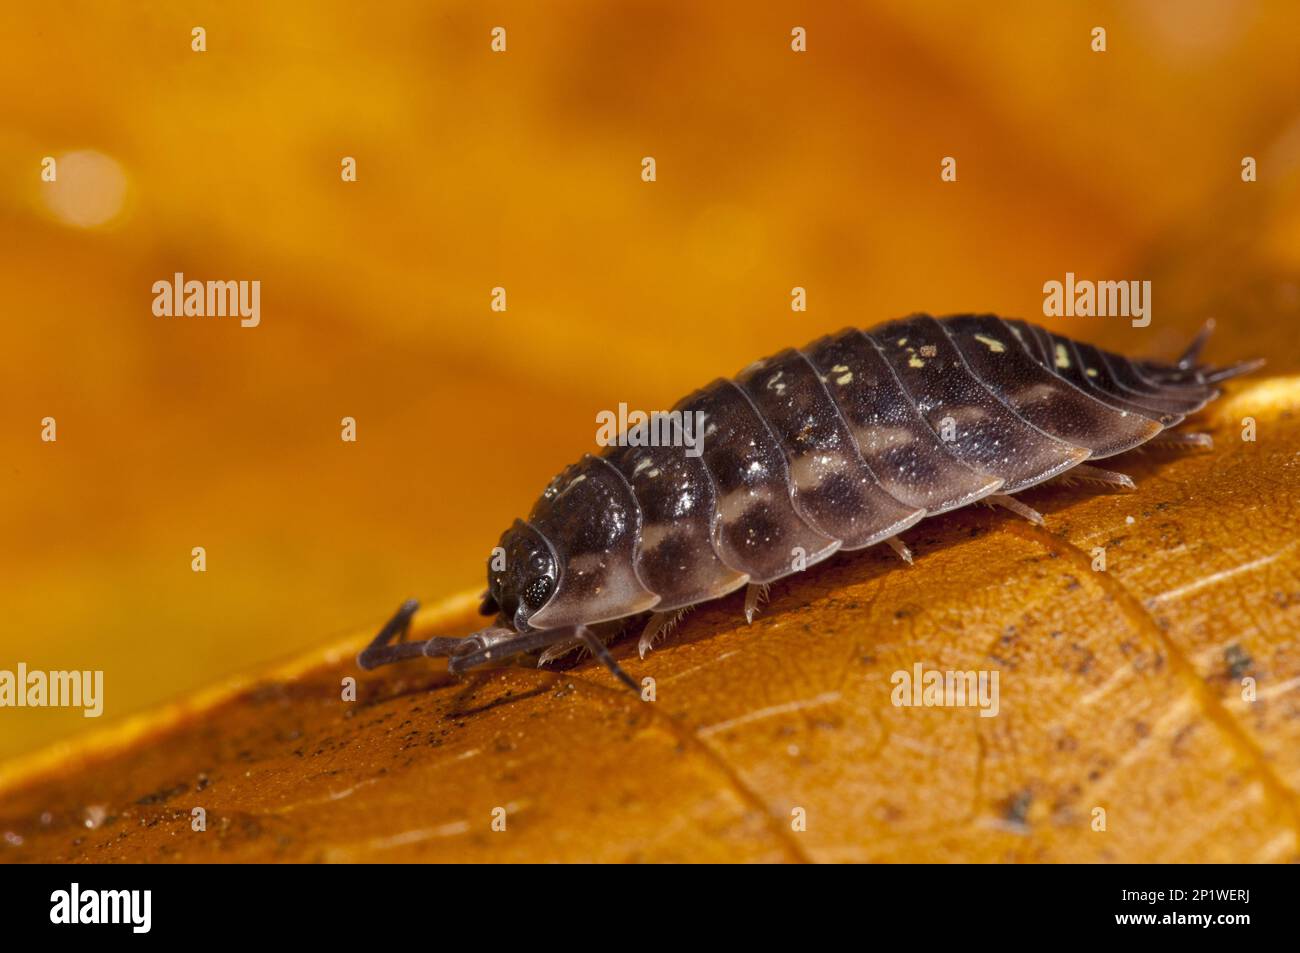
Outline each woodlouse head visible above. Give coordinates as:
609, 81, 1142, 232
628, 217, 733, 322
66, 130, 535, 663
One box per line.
484, 519, 559, 631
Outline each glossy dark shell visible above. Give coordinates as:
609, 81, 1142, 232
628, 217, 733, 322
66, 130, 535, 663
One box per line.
523, 314, 1222, 626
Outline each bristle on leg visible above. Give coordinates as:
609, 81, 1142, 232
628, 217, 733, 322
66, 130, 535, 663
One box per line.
638, 607, 692, 659
743, 583, 770, 624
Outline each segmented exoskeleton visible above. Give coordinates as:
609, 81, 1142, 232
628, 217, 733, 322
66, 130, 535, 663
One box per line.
359, 314, 1260, 689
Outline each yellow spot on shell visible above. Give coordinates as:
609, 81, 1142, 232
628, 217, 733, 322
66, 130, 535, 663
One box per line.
1055, 343, 1070, 369
1086, 367, 1099, 378
974, 333, 1005, 353
835, 372, 853, 385
897, 338, 908, 346
908, 356, 925, 368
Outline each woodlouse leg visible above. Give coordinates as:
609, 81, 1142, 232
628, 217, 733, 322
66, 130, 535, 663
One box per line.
539, 622, 633, 667
1148, 431, 1214, 450
743, 583, 770, 624
357, 599, 463, 670
1061, 464, 1136, 491
884, 535, 914, 565
577, 626, 640, 692
536, 636, 584, 667
638, 607, 692, 659
985, 494, 1045, 526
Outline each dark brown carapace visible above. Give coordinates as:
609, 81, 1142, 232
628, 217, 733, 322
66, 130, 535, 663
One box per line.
359, 314, 1260, 690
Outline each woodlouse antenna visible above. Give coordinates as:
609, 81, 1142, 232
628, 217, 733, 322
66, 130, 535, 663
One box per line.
357, 599, 469, 670
442, 627, 568, 674
357, 599, 471, 670
358, 601, 640, 692
438, 625, 639, 693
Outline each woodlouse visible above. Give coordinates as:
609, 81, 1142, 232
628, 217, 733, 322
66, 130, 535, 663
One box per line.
359, 314, 1260, 690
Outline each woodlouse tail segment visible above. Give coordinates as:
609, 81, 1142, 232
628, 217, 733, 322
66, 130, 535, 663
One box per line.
1201, 358, 1266, 383
1176, 318, 1216, 370
947, 315, 1163, 459
1137, 320, 1262, 388
1066, 338, 1189, 425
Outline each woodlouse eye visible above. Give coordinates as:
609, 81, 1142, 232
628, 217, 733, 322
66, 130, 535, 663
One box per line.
521, 576, 554, 610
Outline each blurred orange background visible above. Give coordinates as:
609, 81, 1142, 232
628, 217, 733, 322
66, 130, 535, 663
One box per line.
2, 0, 1300, 763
